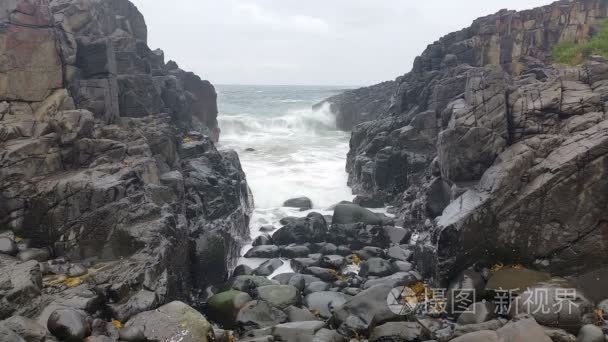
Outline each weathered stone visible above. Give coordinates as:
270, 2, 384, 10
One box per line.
255, 285, 300, 310
125, 301, 214, 342
208, 290, 252, 328
304, 291, 351, 319
47, 309, 89, 342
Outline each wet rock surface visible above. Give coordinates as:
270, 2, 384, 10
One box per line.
322, 0, 608, 289
0, 0, 252, 340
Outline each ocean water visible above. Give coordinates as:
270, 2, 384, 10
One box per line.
216, 84, 354, 276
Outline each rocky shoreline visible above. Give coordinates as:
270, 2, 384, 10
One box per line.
0, 0, 607, 341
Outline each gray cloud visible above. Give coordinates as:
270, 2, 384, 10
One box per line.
130, 0, 552, 86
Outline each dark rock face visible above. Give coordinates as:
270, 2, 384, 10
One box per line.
324, 0, 608, 284
314, 81, 397, 131
0, 0, 252, 333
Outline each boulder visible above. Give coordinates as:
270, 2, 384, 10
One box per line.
234, 265, 254, 276
47, 309, 89, 342
255, 285, 301, 310
304, 281, 331, 295
303, 267, 338, 282
230, 276, 279, 294
369, 322, 424, 342
509, 278, 594, 334
254, 259, 284, 277
252, 234, 273, 247
362, 271, 419, 289
3, 315, 50, 342
284, 306, 318, 322
281, 245, 310, 258
332, 204, 382, 225
272, 213, 327, 245
283, 197, 313, 211
271, 321, 325, 341
330, 284, 401, 336
320, 255, 345, 269
576, 324, 605, 342
236, 300, 288, 332
0, 237, 18, 256
208, 290, 252, 328
360, 257, 395, 277
125, 301, 214, 342
304, 291, 351, 319
244, 246, 280, 258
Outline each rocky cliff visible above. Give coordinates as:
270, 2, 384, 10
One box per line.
329, 0, 608, 288
0, 0, 252, 338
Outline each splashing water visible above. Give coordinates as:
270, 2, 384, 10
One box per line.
216, 85, 355, 276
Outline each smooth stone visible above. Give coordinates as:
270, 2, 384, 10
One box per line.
252, 234, 274, 247
319, 243, 338, 255
283, 197, 313, 211
304, 281, 331, 295
284, 306, 319, 322
304, 291, 352, 319
125, 301, 213, 342
259, 225, 276, 233
369, 322, 424, 342
486, 268, 551, 294
18, 248, 50, 262
230, 276, 279, 293
244, 245, 280, 258
272, 213, 327, 245
392, 261, 413, 272
118, 326, 146, 342
321, 255, 345, 269
67, 263, 88, 277
236, 300, 288, 332
281, 245, 310, 258
287, 274, 322, 291
0, 237, 18, 256
234, 264, 254, 276
336, 246, 352, 256
255, 285, 301, 310
330, 284, 400, 336
303, 267, 338, 282
272, 273, 296, 285
386, 245, 412, 262
254, 259, 284, 276
359, 257, 395, 277
509, 278, 594, 334
332, 204, 382, 225
291, 258, 320, 273
342, 287, 362, 296
362, 271, 419, 289
208, 290, 252, 328
577, 324, 605, 342
3, 316, 49, 342
47, 309, 89, 342
271, 321, 325, 341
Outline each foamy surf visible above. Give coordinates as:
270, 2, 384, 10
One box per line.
216, 84, 355, 278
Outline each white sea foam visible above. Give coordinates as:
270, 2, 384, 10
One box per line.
216, 86, 355, 277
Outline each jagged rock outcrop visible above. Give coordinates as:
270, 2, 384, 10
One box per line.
0, 0, 252, 334
329, 0, 608, 285
313, 81, 397, 131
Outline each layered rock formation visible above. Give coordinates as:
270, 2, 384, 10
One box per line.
0, 0, 252, 337
327, 0, 608, 286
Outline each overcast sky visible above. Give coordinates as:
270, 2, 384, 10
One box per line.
130, 0, 552, 86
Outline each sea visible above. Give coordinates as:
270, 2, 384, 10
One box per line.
216, 84, 355, 277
